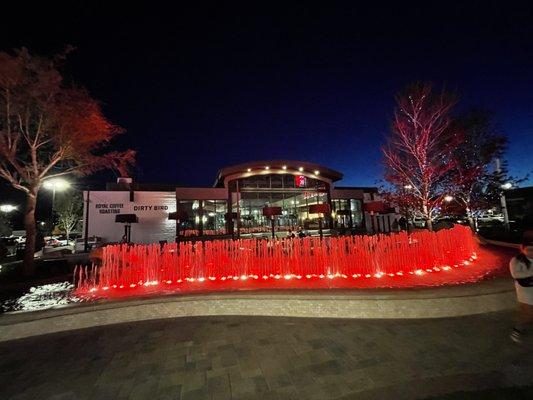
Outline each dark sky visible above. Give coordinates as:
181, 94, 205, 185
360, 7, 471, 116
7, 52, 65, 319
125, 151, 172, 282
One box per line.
1, 1, 533, 188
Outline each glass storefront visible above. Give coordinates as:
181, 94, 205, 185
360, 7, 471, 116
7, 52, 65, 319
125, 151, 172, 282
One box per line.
175, 168, 369, 238
332, 198, 363, 230
178, 199, 227, 237
203, 200, 227, 235
228, 174, 331, 235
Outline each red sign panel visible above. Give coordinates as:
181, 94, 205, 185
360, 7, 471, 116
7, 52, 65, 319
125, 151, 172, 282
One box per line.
308, 203, 331, 214
262, 206, 283, 217
295, 175, 306, 188
363, 201, 387, 213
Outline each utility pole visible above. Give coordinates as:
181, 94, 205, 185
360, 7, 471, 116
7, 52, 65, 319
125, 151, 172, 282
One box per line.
495, 158, 510, 232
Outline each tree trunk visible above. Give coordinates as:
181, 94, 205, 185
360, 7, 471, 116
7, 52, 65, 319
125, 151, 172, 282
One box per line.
23, 188, 38, 276
422, 202, 433, 231
466, 206, 475, 230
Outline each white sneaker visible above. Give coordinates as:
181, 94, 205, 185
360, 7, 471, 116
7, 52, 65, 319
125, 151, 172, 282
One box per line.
510, 329, 522, 344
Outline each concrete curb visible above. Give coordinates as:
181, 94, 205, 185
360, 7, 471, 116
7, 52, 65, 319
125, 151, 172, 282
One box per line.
0, 280, 516, 342
481, 238, 521, 249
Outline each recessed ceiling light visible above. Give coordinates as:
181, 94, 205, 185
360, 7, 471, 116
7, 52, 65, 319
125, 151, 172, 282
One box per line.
314, 170, 320, 175
265, 166, 270, 170
246, 168, 251, 172
298, 167, 304, 172
282, 165, 287, 170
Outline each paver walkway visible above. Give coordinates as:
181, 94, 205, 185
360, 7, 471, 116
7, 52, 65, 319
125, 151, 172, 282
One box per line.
1, 311, 532, 400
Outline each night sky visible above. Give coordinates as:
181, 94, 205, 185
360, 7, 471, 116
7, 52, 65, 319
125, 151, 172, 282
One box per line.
1, 1, 533, 189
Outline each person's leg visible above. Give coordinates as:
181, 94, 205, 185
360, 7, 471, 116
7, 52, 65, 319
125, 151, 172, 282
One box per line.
517, 303, 533, 331
511, 303, 533, 342
524, 303, 533, 330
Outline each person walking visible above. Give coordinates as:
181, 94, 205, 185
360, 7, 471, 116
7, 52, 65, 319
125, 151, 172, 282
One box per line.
510, 231, 533, 343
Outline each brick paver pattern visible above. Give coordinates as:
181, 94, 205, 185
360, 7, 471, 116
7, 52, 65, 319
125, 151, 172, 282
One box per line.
1, 311, 532, 400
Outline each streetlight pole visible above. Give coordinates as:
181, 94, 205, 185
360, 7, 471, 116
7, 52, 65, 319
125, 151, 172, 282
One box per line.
84, 190, 90, 252
52, 188, 55, 211
495, 158, 510, 232
43, 178, 70, 233
51, 189, 56, 233
500, 188, 510, 233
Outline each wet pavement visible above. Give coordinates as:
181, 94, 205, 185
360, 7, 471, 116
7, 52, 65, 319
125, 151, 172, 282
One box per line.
1, 311, 532, 400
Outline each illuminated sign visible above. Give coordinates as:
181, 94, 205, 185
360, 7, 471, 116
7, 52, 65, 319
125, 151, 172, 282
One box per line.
295, 175, 306, 188
302, 191, 327, 199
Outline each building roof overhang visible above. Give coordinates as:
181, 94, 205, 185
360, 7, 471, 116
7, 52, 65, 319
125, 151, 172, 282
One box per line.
213, 160, 343, 187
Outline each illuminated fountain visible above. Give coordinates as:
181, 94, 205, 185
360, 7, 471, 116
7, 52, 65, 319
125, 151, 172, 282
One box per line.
75, 225, 483, 298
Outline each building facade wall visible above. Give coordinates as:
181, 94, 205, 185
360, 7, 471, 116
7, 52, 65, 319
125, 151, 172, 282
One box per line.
84, 191, 176, 244
330, 188, 364, 199
176, 187, 227, 200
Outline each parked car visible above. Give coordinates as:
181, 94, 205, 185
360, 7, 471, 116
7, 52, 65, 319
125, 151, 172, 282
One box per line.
0, 237, 18, 256
435, 216, 469, 225
74, 237, 103, 253
412, 217, 427, 228
477, 213, 504, 222
51, 235, 71, 246
45, 237, 62, 247
14, 234, 47, 260
434, 216, 469, 230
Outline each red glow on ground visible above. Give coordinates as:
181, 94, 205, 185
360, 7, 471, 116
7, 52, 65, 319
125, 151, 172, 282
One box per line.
75, 226, 506, 299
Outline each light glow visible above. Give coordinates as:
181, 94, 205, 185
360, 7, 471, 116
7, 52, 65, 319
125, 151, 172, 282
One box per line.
0, 204, 17, 213
501, 182, 512, 190
42, 178, 70, 191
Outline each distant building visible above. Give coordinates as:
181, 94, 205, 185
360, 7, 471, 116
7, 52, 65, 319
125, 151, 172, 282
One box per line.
83, 160, 399, 244
506, 186, 533, 230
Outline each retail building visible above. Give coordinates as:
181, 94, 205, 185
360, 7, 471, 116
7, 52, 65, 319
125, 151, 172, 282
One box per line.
83, 160, 398, 243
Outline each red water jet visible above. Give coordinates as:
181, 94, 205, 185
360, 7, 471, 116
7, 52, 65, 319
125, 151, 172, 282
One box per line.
75, 226, 485, 298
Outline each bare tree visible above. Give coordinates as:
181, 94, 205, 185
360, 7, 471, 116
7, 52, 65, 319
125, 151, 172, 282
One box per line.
0, 48, 135, 275
383, 83, 458, 230
55, 191, 83, 241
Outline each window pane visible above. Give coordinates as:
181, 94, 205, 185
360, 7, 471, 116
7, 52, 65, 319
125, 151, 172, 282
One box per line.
178, 200, 201, 237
